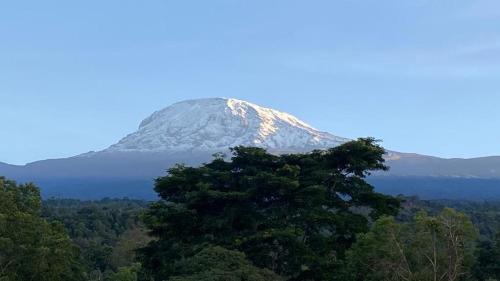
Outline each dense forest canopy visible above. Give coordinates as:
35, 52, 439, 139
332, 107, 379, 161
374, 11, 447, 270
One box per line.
2, 140, 500, 280
42, 199, 150, 280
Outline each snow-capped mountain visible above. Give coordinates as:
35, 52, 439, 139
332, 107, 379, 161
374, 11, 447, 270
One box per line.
105, 98, 349, 153
4, 97, 500, 200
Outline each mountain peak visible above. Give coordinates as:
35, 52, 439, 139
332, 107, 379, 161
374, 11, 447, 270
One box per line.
105, 98, 348, 153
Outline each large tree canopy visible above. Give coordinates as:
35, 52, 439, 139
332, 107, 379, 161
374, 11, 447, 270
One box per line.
139, 138, 400, 280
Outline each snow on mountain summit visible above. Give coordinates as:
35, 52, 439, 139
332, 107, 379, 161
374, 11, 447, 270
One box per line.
105, 98, 349, 153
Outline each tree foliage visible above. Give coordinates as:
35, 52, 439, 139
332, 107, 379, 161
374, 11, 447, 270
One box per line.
0, 177, 84, 281
473, 234, 500, 281
345, 208, 477, 281
138, 139, 400, 280
42, 199, 150, 280
168, 246, 283, 281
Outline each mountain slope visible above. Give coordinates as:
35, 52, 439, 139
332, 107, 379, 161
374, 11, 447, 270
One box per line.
105, 98, 349, 153
2, 97, 500, 200
384, 154, 500, 178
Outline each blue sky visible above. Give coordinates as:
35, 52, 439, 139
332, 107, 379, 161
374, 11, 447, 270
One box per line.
1, 0, 500, 164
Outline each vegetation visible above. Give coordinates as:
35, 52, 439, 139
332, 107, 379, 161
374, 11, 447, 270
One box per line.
167, 246, 283, 281
5, 140, 500, 280
399, 198, 500, 281
0, 177, 84, 281
345, 208, 477, 281
41, 199, 150, 281
138, 139, 400, 280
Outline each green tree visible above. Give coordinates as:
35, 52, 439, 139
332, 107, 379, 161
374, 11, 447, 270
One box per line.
345, 208, 478, 281
110, 227, 152, 269
138, 139, 400, 280
0, 177, 84, 281
473, 234, 500, 281
42, 198, 148, 276
105, 263, 140, 281
168, 246, 282, 281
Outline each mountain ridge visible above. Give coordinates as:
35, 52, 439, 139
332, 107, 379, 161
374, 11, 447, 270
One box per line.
2, 97, 500, 200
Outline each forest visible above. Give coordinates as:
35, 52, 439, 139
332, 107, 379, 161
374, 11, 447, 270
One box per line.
2, 139, 500, 281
